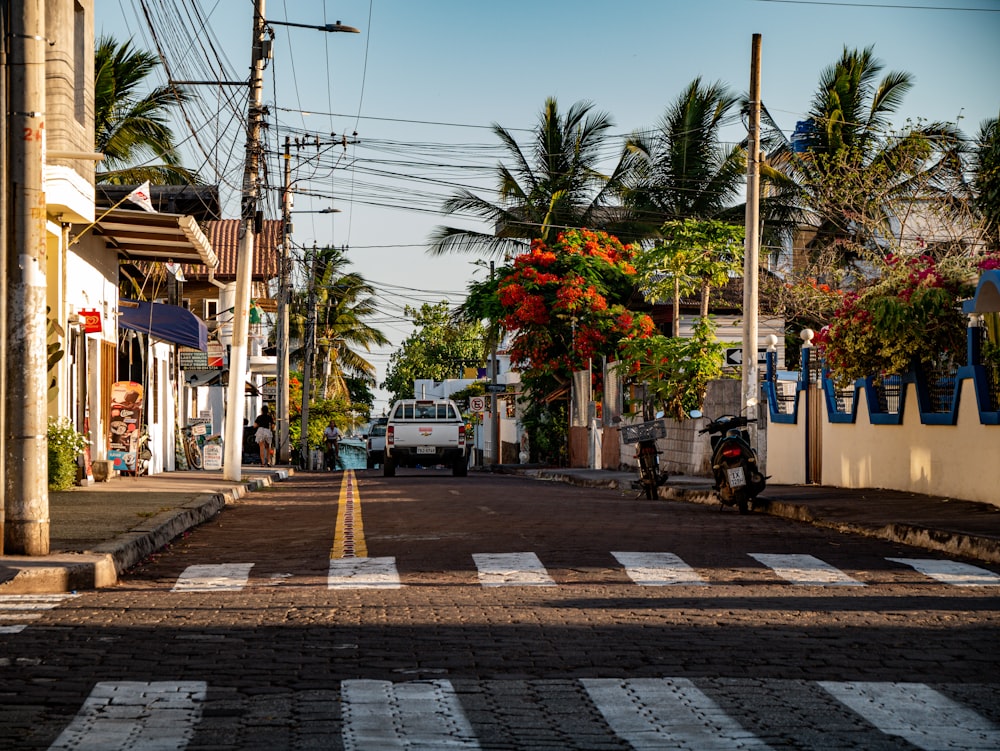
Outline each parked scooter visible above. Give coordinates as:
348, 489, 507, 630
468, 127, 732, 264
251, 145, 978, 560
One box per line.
692, 404, 766, 513
620, 416, 668, 499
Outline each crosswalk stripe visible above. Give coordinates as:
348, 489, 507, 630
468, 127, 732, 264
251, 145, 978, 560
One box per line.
46, 680, 207, 751
328, 557, 402, 589
819, 681, 1000, 750
0, 594, 78, 634
748, 553, 864, 586
472, 552, 556, 586
583, 678, 773, 749
886, 558, 1000, 587
341, 679, 481, 750
171, 563, 254, 592
612, 551, 709, 586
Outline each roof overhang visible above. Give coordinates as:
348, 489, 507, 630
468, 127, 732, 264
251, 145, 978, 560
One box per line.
96, 209, 217, 268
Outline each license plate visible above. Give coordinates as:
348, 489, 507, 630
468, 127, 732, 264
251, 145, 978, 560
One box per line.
416, 446, 436, 455
726, 466, 746, 488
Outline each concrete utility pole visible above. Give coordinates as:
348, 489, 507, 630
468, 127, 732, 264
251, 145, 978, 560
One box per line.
223, 0, 267, 481
276, 136, 291, 465
742, 33, 762, 415
300, 244, 319, 466
5, 0, 49, 554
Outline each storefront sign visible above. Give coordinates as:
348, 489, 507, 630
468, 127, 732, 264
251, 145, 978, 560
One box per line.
79, 309, 102, 334
108, 381, 143, 473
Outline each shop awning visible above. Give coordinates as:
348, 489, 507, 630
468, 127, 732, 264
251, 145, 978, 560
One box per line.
96, 209, 217, 267
119, 300, 208, 351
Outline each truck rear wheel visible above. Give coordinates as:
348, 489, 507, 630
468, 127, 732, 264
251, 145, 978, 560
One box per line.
383, 457, 396, 477
452, 456, 468, 477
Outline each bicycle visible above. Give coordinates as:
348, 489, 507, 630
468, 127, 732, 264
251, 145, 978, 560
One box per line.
181, 425, 203, 470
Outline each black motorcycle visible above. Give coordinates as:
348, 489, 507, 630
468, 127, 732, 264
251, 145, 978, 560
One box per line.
693, 408, 766, 513
620, 418, 668, 499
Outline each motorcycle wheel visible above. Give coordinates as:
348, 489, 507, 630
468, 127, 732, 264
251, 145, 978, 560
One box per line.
736, 490, 750, 514
645, 476, 657, 500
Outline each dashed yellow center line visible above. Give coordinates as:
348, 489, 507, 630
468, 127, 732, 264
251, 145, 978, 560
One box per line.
330, 469, 368, 559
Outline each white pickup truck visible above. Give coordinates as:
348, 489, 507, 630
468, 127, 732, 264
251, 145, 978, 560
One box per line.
383, 399, 468, 477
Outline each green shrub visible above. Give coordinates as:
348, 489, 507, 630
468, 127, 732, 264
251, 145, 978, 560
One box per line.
47, 418, 89, 491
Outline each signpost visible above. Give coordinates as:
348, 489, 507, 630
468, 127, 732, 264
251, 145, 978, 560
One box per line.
725, 348, 768, 367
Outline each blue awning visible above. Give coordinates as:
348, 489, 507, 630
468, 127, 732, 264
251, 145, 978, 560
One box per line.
118, 299, 207, 351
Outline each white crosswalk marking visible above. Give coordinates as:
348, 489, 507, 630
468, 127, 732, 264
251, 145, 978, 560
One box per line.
887, 558, 1000, 587
47, 681, 207, 751
328, 556, 402, 589
341, 679, 481, 750
0, 594, 78, 634
472, 552, 556, 586
583, 677, 773, 749
171, 563, 254, 592
819, 681, 1000, 750
748, 553, 864, 586
612, 551, 709, 586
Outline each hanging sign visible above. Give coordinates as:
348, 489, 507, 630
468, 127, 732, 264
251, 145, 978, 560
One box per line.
79, 309, 102, 334
108, 381, 143, 473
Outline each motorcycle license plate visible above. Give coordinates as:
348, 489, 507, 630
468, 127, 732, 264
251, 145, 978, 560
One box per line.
416, 445, 436, 455
726, 466, 747, 488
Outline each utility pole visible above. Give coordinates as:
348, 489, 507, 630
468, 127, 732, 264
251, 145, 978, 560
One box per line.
223, 0, 268, 481
490, 261, 499, 465
5, 0, 49, 555
742, 33, 762, 416
276, 136, 291, 465
300, 243, 318, 466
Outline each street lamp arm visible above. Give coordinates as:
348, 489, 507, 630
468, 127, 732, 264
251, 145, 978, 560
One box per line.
266, 19, 360, 33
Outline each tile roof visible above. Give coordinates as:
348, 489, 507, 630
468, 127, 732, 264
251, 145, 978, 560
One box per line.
184, 219, 283, 281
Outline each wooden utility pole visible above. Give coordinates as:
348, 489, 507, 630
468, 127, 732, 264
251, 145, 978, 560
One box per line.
223, 0, 267, 481
5, 0, 49, 554
276, 136, 291, 464
742, 33, 762, 415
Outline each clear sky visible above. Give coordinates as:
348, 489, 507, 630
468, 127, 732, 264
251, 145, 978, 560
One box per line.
101, 0, 1000, 415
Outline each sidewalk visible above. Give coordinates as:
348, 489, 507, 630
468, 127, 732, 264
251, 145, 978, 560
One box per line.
2, 465, 999, 594
506, 466, 1000, 566
0, 467, 292, 594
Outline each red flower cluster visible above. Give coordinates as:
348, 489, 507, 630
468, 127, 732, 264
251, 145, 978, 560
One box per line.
497, 229, 654, 385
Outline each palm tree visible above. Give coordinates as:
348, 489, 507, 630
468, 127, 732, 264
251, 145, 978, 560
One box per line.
973, 112, 1000, 252
94, 35, 197, 185
621, 77, 747, 237
289, 247, 389, 400
761, 46, 964, 273
428, 97, 630, 258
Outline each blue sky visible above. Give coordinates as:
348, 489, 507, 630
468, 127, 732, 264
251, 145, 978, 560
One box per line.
101, 0, 1000, 413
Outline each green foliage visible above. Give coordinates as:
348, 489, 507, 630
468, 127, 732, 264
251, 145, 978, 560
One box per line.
47, 307, 64, 402
816, 255, 975, 387
618, 317, 730, 419
94, 35, 197, 185
520, 401, 568, 466
382, 302, 487, 403
47, 418, 89, 491
974, 113, 1000, 252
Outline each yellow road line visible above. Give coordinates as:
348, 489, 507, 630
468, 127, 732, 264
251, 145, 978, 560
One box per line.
330, 469, 368, 559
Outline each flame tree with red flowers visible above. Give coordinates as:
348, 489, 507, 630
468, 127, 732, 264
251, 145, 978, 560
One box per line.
480, 229, 656, 463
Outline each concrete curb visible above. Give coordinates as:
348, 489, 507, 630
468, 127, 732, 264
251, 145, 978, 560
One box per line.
0, 469, 291, 594
520, 469, 1000, 565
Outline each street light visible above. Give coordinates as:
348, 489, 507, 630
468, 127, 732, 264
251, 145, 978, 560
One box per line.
267, 19, 360, 34
224, 1, 359, 481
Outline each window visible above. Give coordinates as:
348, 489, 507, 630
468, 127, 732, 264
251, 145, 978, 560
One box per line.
203, 299, 219, 320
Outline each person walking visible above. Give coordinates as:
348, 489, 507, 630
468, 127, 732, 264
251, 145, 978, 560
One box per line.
323, 419, 342, 470
253, 405, 274, 466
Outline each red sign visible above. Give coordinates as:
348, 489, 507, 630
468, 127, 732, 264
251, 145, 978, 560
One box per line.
79, 309, 102, 334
